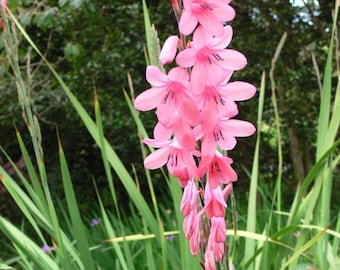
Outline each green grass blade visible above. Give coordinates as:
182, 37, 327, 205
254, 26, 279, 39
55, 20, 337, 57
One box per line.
94, 93, 135, 270
243, 71, 266, 268
141, 0, 162, 68
287, 139, 340, 226
332, 212, 340, 256
142, 217, 157, 270
315, 2, 338, 159
269, 32, 287, 230
0, 263, 15, 270
58, 138, 95, 270
0, 217, 59, 270
94, 186, 129, 270
280, 228, 328, 270
14, 129, 47, 211
0, 168, 48, 241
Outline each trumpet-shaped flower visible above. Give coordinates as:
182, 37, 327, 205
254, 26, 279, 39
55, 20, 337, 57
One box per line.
196, 118, 255, 167
134, 66, 200, 124
179, 0, 235, 36
199, 151, 237, 188
176, 26, 247, 94
143, 138, 199, 185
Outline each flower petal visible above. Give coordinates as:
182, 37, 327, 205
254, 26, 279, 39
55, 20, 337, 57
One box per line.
168, 66, 190, 82
144, 147, 170, 169
210, 25, 233, 50
212, 3, 235, 22
221, 81, 256, 101
146, 66, 168, 86
153, 122, 173, 141
197, 9, 224, 37
215, 49, 247, 71
179, 9, 198, 36
222, 119, 256, 137
176, 48, 197, 68
175, 92, 201, 125
191, 61, 207, 95
172, 120, 196, 150
134, 87, 165, 111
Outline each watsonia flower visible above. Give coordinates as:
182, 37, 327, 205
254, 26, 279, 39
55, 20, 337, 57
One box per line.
134, 1, 255, 268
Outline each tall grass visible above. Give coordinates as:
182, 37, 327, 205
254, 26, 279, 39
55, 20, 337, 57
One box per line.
0, 1, 339, 270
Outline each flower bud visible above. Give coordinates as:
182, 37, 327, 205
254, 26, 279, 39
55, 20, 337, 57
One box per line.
159, 35, 179, 65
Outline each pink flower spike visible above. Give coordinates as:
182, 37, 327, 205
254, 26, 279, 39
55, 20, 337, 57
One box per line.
159, 35, 179, 65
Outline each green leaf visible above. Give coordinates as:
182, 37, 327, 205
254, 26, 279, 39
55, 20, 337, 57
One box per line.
0, 217, 59, 270
0, 263, 15, 270
58, 138, 95, 270
244, 71, 266, 268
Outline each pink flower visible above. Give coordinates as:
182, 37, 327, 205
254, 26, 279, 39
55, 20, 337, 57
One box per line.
201, 151, 237, 188
134, 66, 201, 149
179, 0, 235, 36
180, 179, 198, 215
182, 205, 203, 256
183, 208, 197, 238
204, 185, 226, 219
196, 117, 255, 168
176, 26, 247, 94
194, 80, 256, 135
204, 248, 216, 270
189, 216, 201, 256
143, 138, 199, 182
205, 217, 226, 261
159, 35, 180, 65
210, 217, 226, 243
135, 66, 199, 136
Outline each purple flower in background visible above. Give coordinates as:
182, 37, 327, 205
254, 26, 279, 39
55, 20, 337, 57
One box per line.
165, 234, 175, 241
90, 218, 100, 227
41, 244, 55, 253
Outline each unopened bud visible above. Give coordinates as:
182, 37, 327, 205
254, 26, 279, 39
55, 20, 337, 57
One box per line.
159, 35, 179, 65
